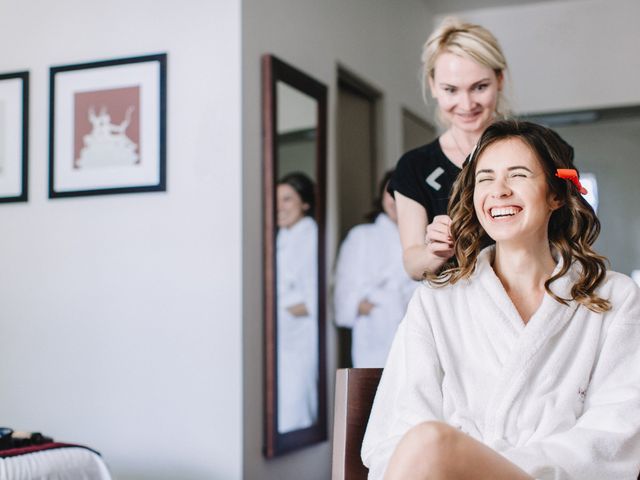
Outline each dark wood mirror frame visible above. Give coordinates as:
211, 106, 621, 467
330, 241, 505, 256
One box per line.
262, 54, 328, 457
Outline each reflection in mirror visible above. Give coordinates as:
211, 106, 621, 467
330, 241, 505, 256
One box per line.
276, 89, 319, 434
277, 82, 317, 179
262, 55, 327, 457
525, 106, 640, 274
276, 172, 318, 433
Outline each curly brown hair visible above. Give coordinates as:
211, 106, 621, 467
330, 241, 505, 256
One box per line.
429, 120, 610, 312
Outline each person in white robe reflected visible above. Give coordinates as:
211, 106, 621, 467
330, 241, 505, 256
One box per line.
276, 172, 318, 433
363, 121, 640, 480
334, 170, 416, 367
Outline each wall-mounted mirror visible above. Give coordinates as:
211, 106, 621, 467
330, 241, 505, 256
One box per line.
262, 54, 328, 457
524, 105, 640, 276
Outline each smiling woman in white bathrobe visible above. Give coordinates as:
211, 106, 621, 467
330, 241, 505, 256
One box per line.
276, 172, 318, 433
334, 171, 417, 367
362, 120, 640, 480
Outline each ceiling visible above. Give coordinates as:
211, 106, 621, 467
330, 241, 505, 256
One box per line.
422, 0, 571, 15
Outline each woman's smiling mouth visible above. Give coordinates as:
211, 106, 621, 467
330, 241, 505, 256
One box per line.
490, 206, 522, 219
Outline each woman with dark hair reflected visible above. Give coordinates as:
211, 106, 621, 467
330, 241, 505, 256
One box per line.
276, 172, 318, 433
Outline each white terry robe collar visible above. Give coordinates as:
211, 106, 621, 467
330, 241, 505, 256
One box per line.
470, 246, 581, 440
472, 245, 578, 331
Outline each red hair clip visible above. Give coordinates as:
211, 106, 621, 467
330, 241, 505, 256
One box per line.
556, 168, 587, 195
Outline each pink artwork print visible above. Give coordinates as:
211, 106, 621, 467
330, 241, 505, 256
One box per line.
73, 86, 141, 169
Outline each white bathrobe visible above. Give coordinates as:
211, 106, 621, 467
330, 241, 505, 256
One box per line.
276, 216, 318, 433
362, 246, 640, 480
334, 213, 417, 367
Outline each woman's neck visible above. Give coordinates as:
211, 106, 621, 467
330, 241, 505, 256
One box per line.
441, 126, 485, 168
493, 243, 556, 282
452, 126, 481, 150
491, 242, 557, 324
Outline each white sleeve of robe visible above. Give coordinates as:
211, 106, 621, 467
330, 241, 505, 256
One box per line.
334, 225, 397, 328
299, 225, 318, 317
500, 281, 640, 480
278, 218, 318, 314
361, 287, 445, 479
334, 226, 369, 329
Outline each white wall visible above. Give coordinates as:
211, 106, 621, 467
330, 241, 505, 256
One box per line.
436, 0, 640, 114
242, 0, 434, 478
553, 116, 640, 275
0, 1, 243, 479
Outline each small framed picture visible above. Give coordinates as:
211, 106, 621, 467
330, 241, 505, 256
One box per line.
0, 71, 28, 203
49, 53, 167, 198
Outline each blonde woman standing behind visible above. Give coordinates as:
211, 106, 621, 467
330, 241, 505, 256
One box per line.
390, 18, 509, 279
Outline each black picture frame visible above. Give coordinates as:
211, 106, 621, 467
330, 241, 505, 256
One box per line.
0, 71, 29, 203
49, 53, 167, 198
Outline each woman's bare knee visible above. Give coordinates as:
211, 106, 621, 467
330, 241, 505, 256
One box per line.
406, 421, 455, 448
385, 421, 459, 479
410, 422, 459, 466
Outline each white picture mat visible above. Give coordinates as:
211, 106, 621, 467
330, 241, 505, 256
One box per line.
0, 78, 24, 196
53, 61, 161, 192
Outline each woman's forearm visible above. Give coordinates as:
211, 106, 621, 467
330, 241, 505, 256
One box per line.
395, 193, 454, 279
403, 244, 449, 280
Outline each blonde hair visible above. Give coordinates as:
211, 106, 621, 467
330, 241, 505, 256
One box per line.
428, 120, 611, 313
421, 17, 510, 118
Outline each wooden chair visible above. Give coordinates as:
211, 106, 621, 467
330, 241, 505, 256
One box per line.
332, 368, 640, 480
331, 368, 383, 480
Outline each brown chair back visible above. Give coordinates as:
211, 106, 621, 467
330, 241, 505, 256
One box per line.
331, 368, 383, 480
331, 369, 640, 480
